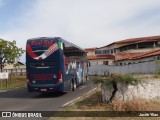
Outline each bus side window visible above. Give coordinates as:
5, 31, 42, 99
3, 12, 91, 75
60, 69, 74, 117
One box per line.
63, 43, 65, 50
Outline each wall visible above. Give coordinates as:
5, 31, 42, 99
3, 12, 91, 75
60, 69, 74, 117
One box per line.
89, 59, 109, 66
88, 61, 158, 75
101, 79, 160, 102
86, 50, 96, 56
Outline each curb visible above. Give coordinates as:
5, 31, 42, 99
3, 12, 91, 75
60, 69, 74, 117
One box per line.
62, 87, 99, 107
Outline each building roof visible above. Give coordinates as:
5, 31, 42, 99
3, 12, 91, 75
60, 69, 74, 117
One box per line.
84, 47, 97, 51
132, 49, 160, 59
4, 61, 26, 70
116, 35, 160, 44
115, 52, 145, 61
116, 49, 160, 61
98, 35, 160, 49
87, 55, 115, 60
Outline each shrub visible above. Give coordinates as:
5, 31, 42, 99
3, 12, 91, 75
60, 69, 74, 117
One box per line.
92, 74, 139, 86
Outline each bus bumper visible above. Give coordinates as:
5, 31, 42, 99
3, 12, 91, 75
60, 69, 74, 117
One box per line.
27, 83, 64, 92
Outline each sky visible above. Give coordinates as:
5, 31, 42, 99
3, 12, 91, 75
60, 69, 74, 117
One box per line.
0, 0, 160, 62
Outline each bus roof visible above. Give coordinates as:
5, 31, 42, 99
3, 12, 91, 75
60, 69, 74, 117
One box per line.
27, 37, 86, 53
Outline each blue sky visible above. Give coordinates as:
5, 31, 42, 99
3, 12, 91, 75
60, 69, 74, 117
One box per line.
0, 0, 34, 32
0, 0, 160, 62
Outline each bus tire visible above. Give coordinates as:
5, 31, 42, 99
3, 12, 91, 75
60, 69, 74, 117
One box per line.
73, 79, 77, 91
71, 79, 76, 91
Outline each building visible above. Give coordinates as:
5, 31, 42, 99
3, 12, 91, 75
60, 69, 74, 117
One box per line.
95, 36, 160, 55
85, 35, 160, 66
87, 55, 115, 66
84, 47, 97, 56
85, 47, 115, 66
4, 61, 26, 74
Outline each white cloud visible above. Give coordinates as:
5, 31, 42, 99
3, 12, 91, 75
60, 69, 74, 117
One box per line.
1, 0, 160, 51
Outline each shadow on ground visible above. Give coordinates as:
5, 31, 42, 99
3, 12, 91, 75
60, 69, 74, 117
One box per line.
0, 87, 66, 98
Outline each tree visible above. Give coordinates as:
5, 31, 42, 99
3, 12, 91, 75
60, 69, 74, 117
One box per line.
0, 39, 24, 72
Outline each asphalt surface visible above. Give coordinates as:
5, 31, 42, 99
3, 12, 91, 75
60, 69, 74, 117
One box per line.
0, 79, 96, 120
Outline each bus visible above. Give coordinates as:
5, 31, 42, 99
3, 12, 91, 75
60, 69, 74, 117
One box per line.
26, 37, 88, 93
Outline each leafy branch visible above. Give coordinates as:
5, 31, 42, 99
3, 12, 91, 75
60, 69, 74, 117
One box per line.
0, 39, 24, 72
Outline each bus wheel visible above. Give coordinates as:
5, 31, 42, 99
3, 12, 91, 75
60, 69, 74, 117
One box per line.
73, 79, 77, 91
71, 79, 76, 91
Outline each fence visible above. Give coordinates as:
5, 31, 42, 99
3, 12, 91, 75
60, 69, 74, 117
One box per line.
0, 68, 26, 91
88, 61, 158, 75
4, 68, 26, 75
0, 72, 26, 91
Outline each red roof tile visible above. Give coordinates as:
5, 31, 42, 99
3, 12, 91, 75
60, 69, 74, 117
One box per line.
132, 49, 160, 59
116, 49, 160, 61
115, 52, 145, 61
84, 47, 97, 51
116, 35, 160, 44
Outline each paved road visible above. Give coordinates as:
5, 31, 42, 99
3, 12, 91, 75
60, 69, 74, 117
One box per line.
0, 79, 96, 120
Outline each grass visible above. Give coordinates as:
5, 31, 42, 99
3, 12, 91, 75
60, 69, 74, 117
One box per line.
50, 88, 160, 120
132, 74, 160, 80
110, 98, 160, 111
0, 74, 26, 90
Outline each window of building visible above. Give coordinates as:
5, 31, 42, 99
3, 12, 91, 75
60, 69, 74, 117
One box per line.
119, 44, 137, 52
95, 49, 110, 55
111, 49, 113, 54
156, 41, 160, 47
103, 61, 108, 65
138, 42, 154, 48
95, 50, 102, 55
114, 49, 116, 53
119, 47, 128, 52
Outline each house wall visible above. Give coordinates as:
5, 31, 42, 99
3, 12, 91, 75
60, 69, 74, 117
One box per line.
4, 64, 26, 69
3, 63, 26, 74
89, 59, 114, 66
86, 50, 96, 56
